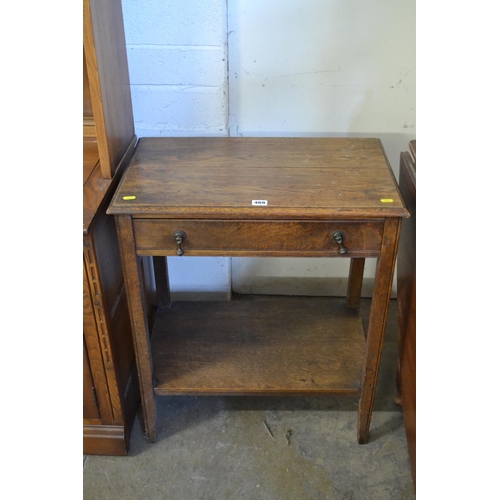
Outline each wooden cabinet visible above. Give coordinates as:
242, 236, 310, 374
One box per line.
396, 140, 416, 486
83, 0, 135, 179
83, 0, 152, 455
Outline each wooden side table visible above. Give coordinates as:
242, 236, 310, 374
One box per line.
108, 137, 408, 444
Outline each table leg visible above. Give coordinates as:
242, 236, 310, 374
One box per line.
347, 258, 365, 308
116, 215, 157, 443
153, 256, 171, 311
357, 218, 401, 444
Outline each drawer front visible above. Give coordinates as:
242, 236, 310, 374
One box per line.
133, 219, 384, 257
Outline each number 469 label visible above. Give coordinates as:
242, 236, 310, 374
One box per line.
252, 200, 268, 206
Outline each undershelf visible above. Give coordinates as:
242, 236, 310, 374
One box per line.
151, 295, 365, 396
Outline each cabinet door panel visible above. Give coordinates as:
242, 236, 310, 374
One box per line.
83, 259, 114, 424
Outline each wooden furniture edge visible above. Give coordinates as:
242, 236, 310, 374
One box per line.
84, 135, 136, 234
83, 117, 96, 138
107, 207, 410, 219
83, 425, 128, 456
83, 348, 140, 456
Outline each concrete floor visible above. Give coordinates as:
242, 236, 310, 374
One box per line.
83, 299, 415, 499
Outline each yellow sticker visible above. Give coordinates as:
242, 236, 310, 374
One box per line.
123, 196, 136, 200
380, 199, 393, 203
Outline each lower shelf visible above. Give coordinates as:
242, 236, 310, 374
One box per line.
151, 295, 365, 396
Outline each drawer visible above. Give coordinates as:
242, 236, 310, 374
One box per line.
133, 219, 384, 257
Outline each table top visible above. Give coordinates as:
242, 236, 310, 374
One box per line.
108, 137, 407, 220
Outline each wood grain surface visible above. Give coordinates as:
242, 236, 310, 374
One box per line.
83, 0, 135, 179
83, 139, 99, 185
397, 144, 416, 486
83, 136, 136, 234
108, 137, 407, 219
108, 137, 407, 444
357, 217, 401, 443
133, 219, 384, 257
115, 215, 157, 441
151, 295, 365, 396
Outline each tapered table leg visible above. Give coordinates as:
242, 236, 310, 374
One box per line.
153, 256, 171, 311
347, 258, 365, 309
357, 218, 400, 444
116, 215, 157, 443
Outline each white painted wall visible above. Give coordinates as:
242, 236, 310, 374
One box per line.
123, 0, 228, 137
228, 0, 415, 297
228, 0, 415, 140
121, 0, 415, 299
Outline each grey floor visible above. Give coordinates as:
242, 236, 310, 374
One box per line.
83, 298, 415, 500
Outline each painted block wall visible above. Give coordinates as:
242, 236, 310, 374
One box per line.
123, 0, 228, 137
121, 0, 416, 299
122, 0, 231, 300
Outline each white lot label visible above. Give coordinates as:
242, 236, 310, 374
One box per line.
252, 200, 268, 206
